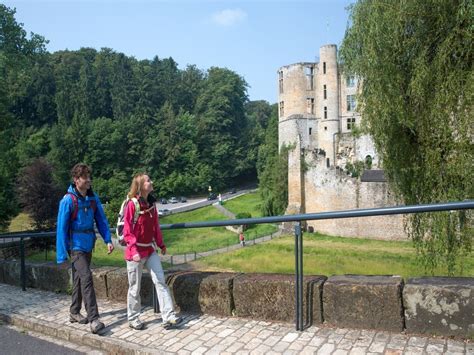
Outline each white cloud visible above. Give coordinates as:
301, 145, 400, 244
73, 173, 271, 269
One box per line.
212, 9, 247, 27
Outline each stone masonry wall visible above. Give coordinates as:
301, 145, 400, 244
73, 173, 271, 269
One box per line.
1, 261, 472, 338
304, 162, 405, 240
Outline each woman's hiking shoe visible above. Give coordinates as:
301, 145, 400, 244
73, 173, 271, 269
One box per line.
90, 319, 105, 334
129, 318, 145, 330
69, 312, 88, 324
162, 317, 183, 329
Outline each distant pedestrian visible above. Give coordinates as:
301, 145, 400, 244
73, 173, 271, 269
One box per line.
218, 193, 222, 205
239, 232, 245, 246
122, 173, 182, 330
56, 163, 114, 334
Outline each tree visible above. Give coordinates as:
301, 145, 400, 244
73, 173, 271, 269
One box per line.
257, 105, 288, 216
0, 4, 47, 230
17, 158, 62, 230
340, 0, 473, 274
194, 67, 249, 189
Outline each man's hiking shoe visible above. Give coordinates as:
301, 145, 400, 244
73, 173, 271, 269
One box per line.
90, 319, 105, 334
129, 318, 145, 330
69, 312, 88, 324
162, 317, 183, 330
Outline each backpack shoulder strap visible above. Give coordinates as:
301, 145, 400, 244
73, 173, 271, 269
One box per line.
66, 193, 78, 222
89, 196, 97, 213
130, 197, 141, 224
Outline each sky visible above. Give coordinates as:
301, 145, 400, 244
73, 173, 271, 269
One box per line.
4, 0, 354, 104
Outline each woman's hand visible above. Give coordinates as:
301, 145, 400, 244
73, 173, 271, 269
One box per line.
160, 246, 167, 255
132, 254, 141, 262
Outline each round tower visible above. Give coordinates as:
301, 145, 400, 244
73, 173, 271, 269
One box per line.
316, 44, 339, 167
277, 63, 316, 150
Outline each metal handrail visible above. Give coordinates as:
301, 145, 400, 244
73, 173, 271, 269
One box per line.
1, 200, 472, 239
1, 200, 473, 331
159, 200, 474, 230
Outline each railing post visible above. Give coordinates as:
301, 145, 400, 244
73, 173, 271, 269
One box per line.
294, 223, 302, 330
20, 237, 26, 291
298, 223, 304, 330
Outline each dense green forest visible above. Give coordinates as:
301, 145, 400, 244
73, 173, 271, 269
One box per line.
0, 5, 286, 230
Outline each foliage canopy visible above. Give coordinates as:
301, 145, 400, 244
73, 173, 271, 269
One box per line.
0, 4, 276, 230
340, 0, 473, 274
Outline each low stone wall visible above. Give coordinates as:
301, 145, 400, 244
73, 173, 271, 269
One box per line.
0, 260, 472, 338
323, 275, 404, 332
403, 277, 474, 337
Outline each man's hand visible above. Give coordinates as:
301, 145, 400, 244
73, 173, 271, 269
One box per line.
107, 242, 114, 254
160, 246, 167, 255
132, 254, 141, 262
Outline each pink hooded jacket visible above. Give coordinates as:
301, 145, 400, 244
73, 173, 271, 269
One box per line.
123, 197, 165, 260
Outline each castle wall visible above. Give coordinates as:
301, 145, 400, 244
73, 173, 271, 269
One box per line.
304, 164, 405, 240
287, 140, 304, 214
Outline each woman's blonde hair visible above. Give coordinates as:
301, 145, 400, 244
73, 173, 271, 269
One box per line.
128, 173, 148, 199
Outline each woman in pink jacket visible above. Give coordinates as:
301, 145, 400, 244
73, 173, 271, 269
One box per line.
123, 173, 182, 330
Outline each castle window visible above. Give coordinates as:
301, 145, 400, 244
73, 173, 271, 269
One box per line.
324, 106, 327, 119
305, 66, 314, 90
309, 127, 312, 135
365, 155, 373, 169
307, 97, 314, 114
279, 101, 284, 117
324, 126, 327, 130
346, 75, 356, 87
279, 71, 284, 93
323, 62, 326, 74
347, 95, 356, 111
326, 158, 330, 167
347, 117, 356, 130
323, 85, 327, 99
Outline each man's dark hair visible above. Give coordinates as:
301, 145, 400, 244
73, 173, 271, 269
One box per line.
71, 163, 92, 180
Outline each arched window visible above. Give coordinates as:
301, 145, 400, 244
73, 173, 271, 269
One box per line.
365, 155, 373, 169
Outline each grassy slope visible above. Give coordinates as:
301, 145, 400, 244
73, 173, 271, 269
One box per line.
160, 205, 239, 253
222, 192, 279, 238
195, 233, 474, 279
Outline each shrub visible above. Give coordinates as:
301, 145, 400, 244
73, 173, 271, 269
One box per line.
16, 158, 62, 230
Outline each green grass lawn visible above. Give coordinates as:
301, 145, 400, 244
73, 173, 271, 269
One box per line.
160, 205, 240, 254
18, 194, 473, 279
25, 204, 238, 266
8, 213, 34, 232
26, 241, 172, 269
195, 233, 474, 279
222, 191, 279, 239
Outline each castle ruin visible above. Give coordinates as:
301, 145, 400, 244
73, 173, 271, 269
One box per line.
278, 44, 405, 240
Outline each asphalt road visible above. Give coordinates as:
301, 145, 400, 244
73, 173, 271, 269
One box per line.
157, 189, 253, 215
0, 325, 84, 355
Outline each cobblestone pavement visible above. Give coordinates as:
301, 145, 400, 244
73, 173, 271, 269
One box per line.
0, 283, 471, 354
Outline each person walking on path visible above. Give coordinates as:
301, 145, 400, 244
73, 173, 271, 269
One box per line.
239, 232, 246, 246
122, 173, 182, 330
56, 163, 114, 334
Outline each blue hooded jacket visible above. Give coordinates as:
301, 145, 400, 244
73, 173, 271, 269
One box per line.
56, 185, 111, 263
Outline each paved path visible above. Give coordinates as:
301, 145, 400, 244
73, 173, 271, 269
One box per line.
0, 283, 470, 354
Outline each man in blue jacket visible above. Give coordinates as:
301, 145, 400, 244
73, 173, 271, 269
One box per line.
56, 163, 114, 334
